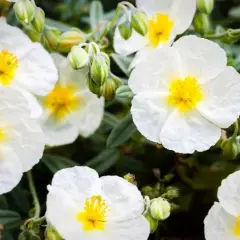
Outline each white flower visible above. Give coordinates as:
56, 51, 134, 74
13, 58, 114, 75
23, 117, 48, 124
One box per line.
0, 18, 58, 118
114, 0, 196, 67
0, 87, 44, 194
38, 53, 104, 147
204, 170, 240, 239
129, 35, 240, 154
46, 166, 150, 240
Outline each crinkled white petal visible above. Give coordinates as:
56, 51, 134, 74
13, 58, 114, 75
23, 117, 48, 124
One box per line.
15, 42, 58, 96
136, 0, 174, 16
8, 118, 45, 172
170, 0, 196, 34
160, 110, 221, 154
114, 28, 148, 56
204, 202, 238, 240
173, 35, 227, 83
0, 18, 32, 58
100, 176, 144, 221
218, 170, 240, 218
49, 167, 101, 203
108, 216, 150, 240
129, 47, 182, 94
131, 93, 170, 143
0, 146, 23, 195
69, 92, 104, 138
198, 66, 240, 129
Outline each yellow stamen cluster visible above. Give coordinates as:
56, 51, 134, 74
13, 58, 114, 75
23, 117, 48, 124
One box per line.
233, 216, 240, 236
167, 77, 203, 112
148, 13, 174, 47
77, 195, 109, 232
0, 50, 18, 86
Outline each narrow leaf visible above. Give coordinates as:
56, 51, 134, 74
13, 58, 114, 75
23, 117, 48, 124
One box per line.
90, 1, 104, 30
0, 210, 21, 225
111, 54, 133, 76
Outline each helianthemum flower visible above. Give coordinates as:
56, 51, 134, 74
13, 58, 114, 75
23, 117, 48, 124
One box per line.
38, 54, 104, 146
204, 170, 240, 239
114, 0, 196, 67
0, 87, 44, 194
46, 166, 150, 240
0, 18, 58, 117
129, 35, 240, 154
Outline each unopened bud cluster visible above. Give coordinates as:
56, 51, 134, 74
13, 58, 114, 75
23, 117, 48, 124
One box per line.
197, 0, 215, 15
118, 8, 148, 40
69, 42, 122, 100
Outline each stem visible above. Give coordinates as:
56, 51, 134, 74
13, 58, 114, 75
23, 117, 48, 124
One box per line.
27, 171, 40, 219
233, 120, 239, 139
205, 28, 240, 40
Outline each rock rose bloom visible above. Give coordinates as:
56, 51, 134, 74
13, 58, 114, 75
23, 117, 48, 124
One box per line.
38, 54, 104, 147
114, 0, 196, 67
0, 88, 44, 194
204, 170, 240, 239
129, 35, 240, 154
46, 166, 150, 240
0, 18, 58, 117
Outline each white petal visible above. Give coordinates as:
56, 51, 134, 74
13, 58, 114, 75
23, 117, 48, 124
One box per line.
131, 93, 170, 143
204, 202, 237, 240
170, 0, 196, 34
70, 93, 104, 138
114, 28, 148, 56
49, 167, 100, 203
15, 43, 58, 96
160, 110, 221, 154
41, 119, 80, 147
173, 35, 227, 83
100, 176, 144, 221
9, 118, 45, 172
198, 67, 240, 128
129, 47, 182, 94
136, 0, 174, 16
0, 19, 32, 58
218, 170, 240, 218
0, 147, 23, 195
14, 87, 43, 118
108, 216, 150, 240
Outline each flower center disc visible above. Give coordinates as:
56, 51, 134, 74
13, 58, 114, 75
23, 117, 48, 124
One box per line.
45, 86, 79, 120
148, 13, 174, 47
167, 77, 203, 112
77, 195, 109, 232
0, 50, 18, 86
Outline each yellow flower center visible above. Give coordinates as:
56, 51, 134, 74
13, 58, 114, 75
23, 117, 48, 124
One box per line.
0, 128, 6, 142
0, 50, 18, 86
77, 196, 109, 232
148, 13, 174, 48
233, 216, 240, 236
167, 77, 203, 112
44, 85, 80, 120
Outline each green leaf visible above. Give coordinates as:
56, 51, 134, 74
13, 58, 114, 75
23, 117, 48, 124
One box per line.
0, 210, 21, 225
103, 112, 120, 128
0, 196, 8, 210
229, 6, 240, 19
45, 18, 72, 32
90, 1, 104, 31
86, 149, 120, 174
107, 113, 137, 148
42, 155, 78, 174
111, 54, 133, 76
2, 232, 14, 240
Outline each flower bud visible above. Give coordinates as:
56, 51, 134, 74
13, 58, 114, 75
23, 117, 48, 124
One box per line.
124, 173, 136, 185
43, 27, 61, 50
150, 197, 171, 221
197, 0, 214, 14
99, 74, 122, 101
221, 137, 240, 160
165, 186, 180, 199
57, 29, 85, 52
118, 21, 133, 40
116, 85, 133, 99
87, 74, 101, 96
193, 13, 211, 35
90, 54, 110, 86
13, 0, 35, 24
68, 46, 89, 70
31, 7, 45, 33
143, 212, 158, 233
86, 42, 100, 60
46, 225, 63, 240
131, 10, 148, 36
